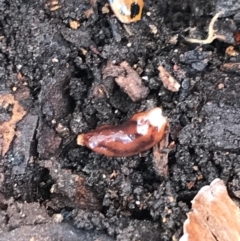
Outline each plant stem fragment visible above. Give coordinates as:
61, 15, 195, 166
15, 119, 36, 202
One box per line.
185, 11, 226, 44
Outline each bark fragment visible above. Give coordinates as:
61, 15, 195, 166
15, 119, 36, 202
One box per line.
0, 93, 26, 156
103, 61, 149, 101
180, 178, 240, 241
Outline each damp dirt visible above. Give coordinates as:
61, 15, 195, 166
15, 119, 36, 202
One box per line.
1, 0, 240, 240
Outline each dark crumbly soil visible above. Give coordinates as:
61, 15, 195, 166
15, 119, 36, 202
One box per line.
1, 0, 240, 240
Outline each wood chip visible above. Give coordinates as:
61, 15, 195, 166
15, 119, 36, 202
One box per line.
158, 65, 180, 92
102, 4, 110, 14
103, 61, 149, 102
180, 178, 240, 241
0, 94, 26, 156
225, 46, 239, 56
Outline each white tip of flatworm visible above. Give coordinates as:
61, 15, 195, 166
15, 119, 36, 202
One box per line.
147, 108, 167, 128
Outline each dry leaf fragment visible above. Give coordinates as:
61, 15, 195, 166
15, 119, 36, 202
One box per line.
180, 178, 240, 241
0, 93, 26, 156
158, 65, 180, 92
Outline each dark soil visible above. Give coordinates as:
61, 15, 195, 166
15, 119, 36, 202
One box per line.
1, 0, 240, 240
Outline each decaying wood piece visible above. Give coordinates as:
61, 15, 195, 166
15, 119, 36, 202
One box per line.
180, 178, 240, 241
103, 61, 149, 101
0, 93, 26, 156
152, 122, 170, 176
158, 65, 180, 92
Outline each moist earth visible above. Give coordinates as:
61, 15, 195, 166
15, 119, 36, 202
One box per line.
0, 0, 240, 240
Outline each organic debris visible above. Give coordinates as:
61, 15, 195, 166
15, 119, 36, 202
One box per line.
47, 0, 61, 11
45, 160, 100, 210
158, 65, 180, 92
12, 114, 38, 174
0, 93, 26, 156
185, 11, 225, 44
77, 108, 168, 157
103, 61, 149, 101
152, 122, 170, 176
69, 20, 80, 29
221, 62, 240, 73
108, 0, 144, 24
225, 46, 239, 56
84, 8, 94, 18
234, 31, 240, 44
180, 178, 240, 241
